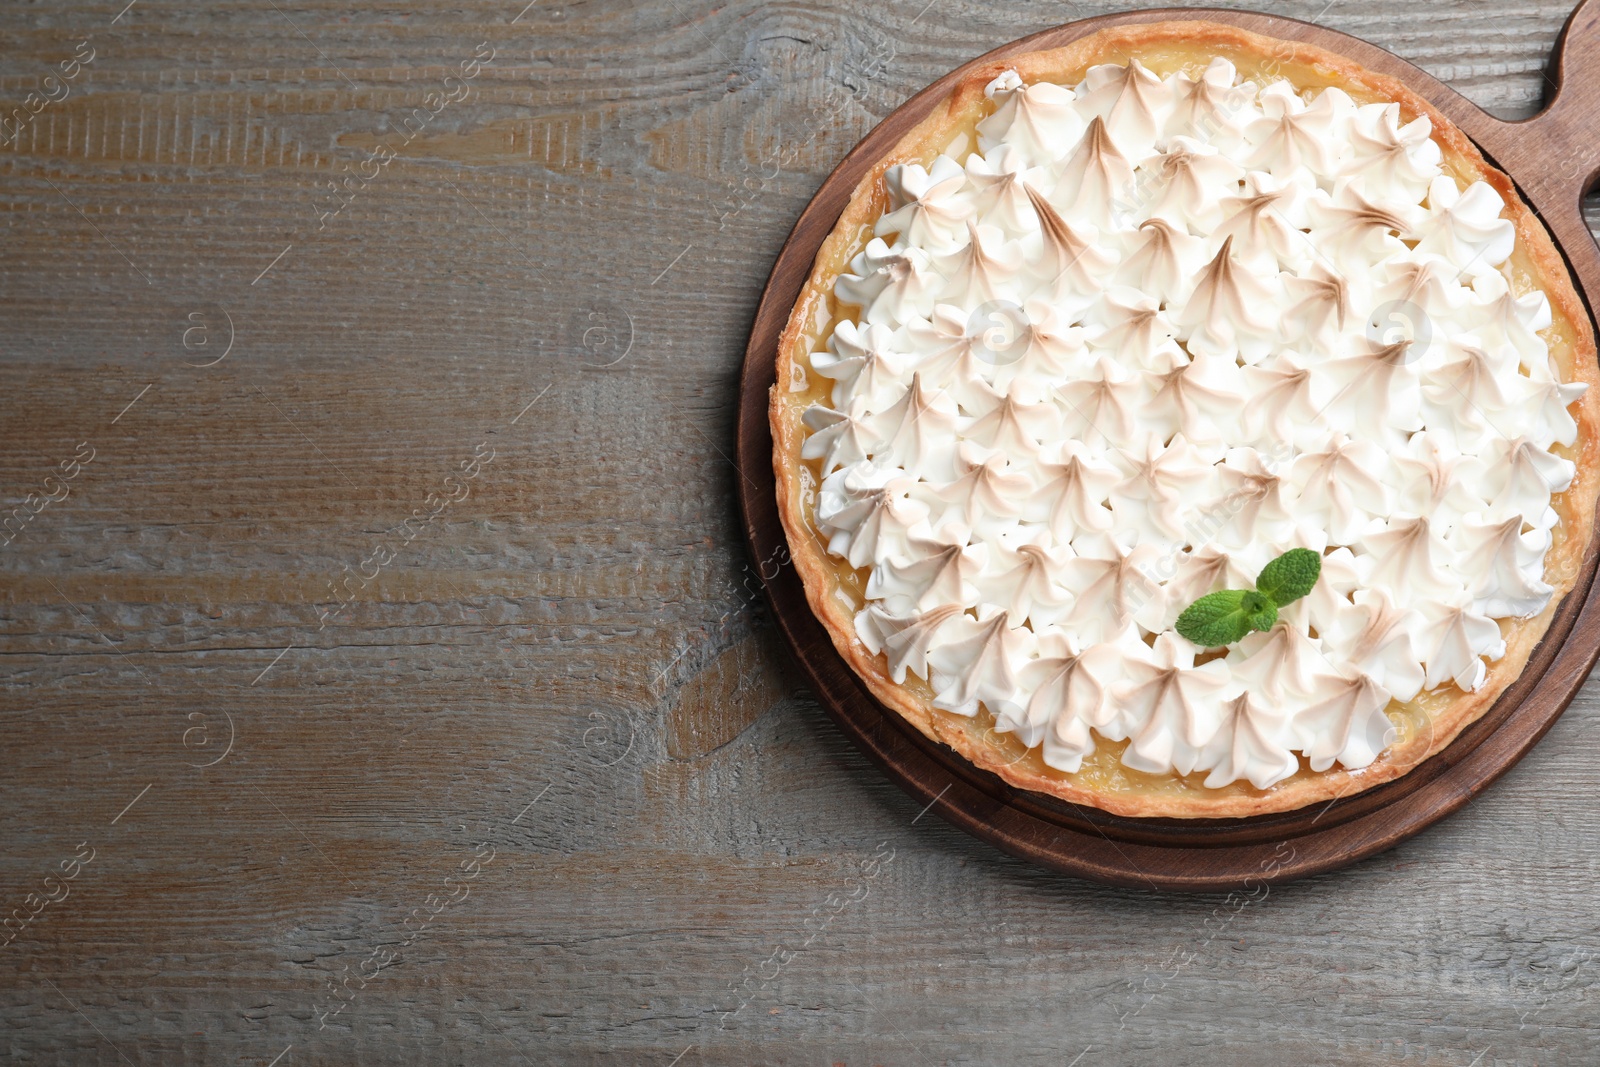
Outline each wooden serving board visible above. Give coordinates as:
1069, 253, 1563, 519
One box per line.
737, 2, 1600, 891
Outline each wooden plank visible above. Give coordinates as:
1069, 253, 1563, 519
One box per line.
1, 0, 1598, 1062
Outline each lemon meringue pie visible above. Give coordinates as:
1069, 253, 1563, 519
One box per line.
770, 21, 1600, 817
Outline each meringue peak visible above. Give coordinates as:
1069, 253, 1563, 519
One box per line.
1024, 182, 1112, 292
1054, 115, 1133, 213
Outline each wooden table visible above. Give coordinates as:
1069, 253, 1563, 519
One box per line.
2, 1, 1596, 1063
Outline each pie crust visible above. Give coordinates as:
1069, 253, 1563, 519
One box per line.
769, 20, 1600, 818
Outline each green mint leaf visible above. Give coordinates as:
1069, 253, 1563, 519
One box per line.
1241, 590, 1277, 634
1176, 589, 1256, 647
1255, 548, 1322, 607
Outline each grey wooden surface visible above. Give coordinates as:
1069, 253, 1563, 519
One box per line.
0, 1, 1596, 1063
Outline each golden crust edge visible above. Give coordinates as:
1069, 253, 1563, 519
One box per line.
767, 19, 1600, 819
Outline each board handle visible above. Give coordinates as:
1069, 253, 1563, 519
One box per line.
1457, 0, 1600, 307
1506, 0, 1600, 212
1523, 0, 1600, 199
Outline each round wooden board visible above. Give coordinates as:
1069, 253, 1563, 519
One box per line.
737, 4, 1600, 891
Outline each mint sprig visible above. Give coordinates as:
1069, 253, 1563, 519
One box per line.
1174, 548, 1322, 648
1178, 589, 1277, 646
1255, 548, 1322, 606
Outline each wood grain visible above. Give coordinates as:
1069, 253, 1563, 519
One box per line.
2, 1, 1599, 1063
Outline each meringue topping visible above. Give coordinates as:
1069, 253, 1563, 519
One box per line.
1200, 691, 1300, 789
1178, 236, 1276, 359
1024, 184, 1115, 295
1118, 217, 1202, 302
803, 59, 1587, 790
1053, 116, 1133, 214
